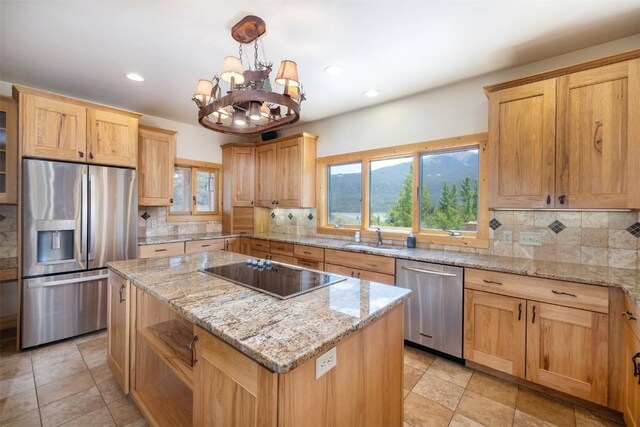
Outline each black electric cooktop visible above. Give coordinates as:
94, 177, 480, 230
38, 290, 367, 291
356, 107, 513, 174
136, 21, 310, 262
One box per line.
200, 260, 347, 300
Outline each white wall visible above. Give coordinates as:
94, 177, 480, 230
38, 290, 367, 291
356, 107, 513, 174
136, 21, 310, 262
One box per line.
282, 34, 640, 157
0, 81, 242, 163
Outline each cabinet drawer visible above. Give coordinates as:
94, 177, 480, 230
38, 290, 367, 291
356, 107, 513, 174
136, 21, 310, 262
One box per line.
270, 241, 294, 256
138, 242, 184, 259
250, 239, 271, 253
293, 245, 325, 262
251, 249, 270, 259
271, 254, 294, 264
623, 294, 640, 340
465, 268, 608, 313
294, 258, 324, 271
325, 263, 394, 285
185, 239, 224, 254
325, 249, 395, 275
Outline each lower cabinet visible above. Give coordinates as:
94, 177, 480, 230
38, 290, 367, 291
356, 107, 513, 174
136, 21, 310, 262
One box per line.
623, 294, 640, 427
464, 269, 610, 405
107, 271, 130, 394
138, 242, 185, 258
185, 239, 225, 254
224, 237, 240, 253
324, 249, 395, 285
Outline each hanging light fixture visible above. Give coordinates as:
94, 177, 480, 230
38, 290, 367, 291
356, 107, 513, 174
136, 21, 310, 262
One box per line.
192, 15, 305, 136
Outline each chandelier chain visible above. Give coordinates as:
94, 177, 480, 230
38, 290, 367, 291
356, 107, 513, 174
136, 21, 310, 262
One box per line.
254, 41, 259, 69
238, 43, 243, 66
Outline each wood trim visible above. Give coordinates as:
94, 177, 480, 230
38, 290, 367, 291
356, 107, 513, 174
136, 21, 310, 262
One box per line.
175, 158, 222, 169
484, 49, 640, 94
627, 59, 640, 208
254, 131, 318, 147
0, 96, 18, 204
0, 267, 18, 282
138, 125, 177, 136
608, 288, 625, 411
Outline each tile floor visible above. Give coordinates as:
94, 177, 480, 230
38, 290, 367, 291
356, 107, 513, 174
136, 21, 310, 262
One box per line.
0, 331, 146, 427
402, 346, 623, 427
0, 333, 625, 427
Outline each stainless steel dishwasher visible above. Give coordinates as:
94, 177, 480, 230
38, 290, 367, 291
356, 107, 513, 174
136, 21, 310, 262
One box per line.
395, 259, 463, 358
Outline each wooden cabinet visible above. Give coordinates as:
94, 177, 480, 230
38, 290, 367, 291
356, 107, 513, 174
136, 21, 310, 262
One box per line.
623, 295, 640, 427
14, 86, 141, 167
486, 53, 640, 209
87, 109, 137, 168
224, 237, 240, 253
138, 125, 176, 206
463, 289, 526, 378
0, 96, 18, 204
227, 146, 255, 207
185, 239, 224, 254
107, 271, 130, 394
464, 268, 609, 405
255, 143, 277, 207
324, 249, 395, 285
255, 133, 317, 208
488, 80, 556, 208
137, 242, 185, 259
240, 237, 252, 255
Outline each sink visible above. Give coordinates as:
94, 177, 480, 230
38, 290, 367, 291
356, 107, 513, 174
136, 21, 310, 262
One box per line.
344, 244, 403, 253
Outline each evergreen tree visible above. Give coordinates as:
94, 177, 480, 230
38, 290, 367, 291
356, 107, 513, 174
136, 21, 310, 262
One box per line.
385, 171, 413, 227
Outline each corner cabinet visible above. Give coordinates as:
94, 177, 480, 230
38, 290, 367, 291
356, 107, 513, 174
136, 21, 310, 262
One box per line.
255, 133, 317, 208
138, 125, 176, 206
107, 271, 130, 394
487, 52, 640, 209
0, 96, 18, 203
13, 85, 141, 167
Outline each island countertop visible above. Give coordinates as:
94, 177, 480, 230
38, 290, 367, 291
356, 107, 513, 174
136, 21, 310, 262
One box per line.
108, 251, 410, 373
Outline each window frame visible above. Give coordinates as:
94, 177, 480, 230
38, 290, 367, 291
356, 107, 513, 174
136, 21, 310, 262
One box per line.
327, 160, 364, 229
316, 133, 489, 248
167, 158, 223, 222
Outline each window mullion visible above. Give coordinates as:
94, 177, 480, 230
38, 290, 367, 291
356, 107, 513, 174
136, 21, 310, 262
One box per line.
412, 153, 420, 233
191, 167, 198, 215
362, 159, 370, 231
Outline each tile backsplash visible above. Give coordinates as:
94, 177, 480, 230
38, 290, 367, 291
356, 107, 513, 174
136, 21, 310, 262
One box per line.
0, 205, 17, 259
268, 208, 317, 236
138, 206, 222, 238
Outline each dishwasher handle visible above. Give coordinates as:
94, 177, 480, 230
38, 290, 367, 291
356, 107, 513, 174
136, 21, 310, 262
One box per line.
400, 266, 457, 278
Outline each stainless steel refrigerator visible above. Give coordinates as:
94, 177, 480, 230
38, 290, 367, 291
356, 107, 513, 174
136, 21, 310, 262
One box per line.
21, 158, 137, 348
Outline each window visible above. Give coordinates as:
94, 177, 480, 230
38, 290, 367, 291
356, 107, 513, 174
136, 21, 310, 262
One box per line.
328, 162, 362, 226
168, 159, 222, 221
420, 147, 479, 232
369, 156, 412, 230
318, 134, 488, 248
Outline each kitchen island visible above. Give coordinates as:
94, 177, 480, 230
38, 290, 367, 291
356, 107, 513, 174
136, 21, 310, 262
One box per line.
107, 251, 410, 427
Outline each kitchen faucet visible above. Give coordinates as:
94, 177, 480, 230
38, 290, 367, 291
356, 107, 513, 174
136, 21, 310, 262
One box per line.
376, 227, 383, 246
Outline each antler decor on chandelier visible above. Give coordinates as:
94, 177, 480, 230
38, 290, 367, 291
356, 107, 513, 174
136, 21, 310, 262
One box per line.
192, 15, 305, 136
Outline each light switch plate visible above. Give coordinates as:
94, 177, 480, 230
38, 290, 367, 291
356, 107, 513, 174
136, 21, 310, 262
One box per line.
316, 346, 337, 379
150, 219, 158, 229
519, 231, 542, 246
502, 230, 513, 244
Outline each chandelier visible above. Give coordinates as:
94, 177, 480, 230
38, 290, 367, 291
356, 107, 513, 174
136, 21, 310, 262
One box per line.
192, 15, 305, 136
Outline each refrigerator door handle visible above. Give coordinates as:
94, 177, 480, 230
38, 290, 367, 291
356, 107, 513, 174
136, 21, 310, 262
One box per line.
81, 173, 88, 264
26, 273, 109, 289
88, 173, 96, 261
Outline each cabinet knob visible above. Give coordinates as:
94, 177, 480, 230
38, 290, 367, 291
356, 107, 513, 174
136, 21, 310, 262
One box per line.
276, 200, 279, 205
78, 151, 84, 158
169, 198, 174, 204
272, 200, 276, 205
251, 200, 253, 205
89, 152, 94, 159
546, 195, 551, 205
558, 195, 566, 205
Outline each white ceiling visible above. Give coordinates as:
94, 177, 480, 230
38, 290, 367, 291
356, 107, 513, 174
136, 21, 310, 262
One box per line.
1, 1, 639, 127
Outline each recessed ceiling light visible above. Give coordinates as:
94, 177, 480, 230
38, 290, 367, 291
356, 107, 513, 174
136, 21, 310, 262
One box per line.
324, 66, 343, 76
126, 73, 145, 82
363, 89, 379, 97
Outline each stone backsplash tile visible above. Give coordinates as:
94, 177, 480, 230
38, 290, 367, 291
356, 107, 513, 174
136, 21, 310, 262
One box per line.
138, 206, 222, 238
0, 205, 17, 258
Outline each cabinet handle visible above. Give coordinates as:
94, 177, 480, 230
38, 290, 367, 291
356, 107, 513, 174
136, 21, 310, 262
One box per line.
193, 196, 197, 206
251, 200, 253, 205
558, 195, 566, 205
546, 194, 551, 205
623, 311, 637, 321
303, 251, 312, 255
189, 335, 199, 367
551, 290, 577, 297
482, 279, 503, 286
518, 303, 522, 321
593, 121, 603, 153
276, 200, 279, 205
89, 152, 94, 159
154, 249, 167, 252
350, 271, 355, 277
225, 241, 229, 250
200, 244, 211, 248
78, 151, 84, 158
531, 305, 536, 324
272, 200, 276, 205
119, 284, 126, 303
357, 272, 361, 278
169, 198, 174, 204
632, 352, 640, 381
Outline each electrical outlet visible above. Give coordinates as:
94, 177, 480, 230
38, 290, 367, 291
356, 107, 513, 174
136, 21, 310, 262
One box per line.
150, 219, 158, 229
315, 346, 337, 379
502, 230, 513, 244
519, 231, 542, 246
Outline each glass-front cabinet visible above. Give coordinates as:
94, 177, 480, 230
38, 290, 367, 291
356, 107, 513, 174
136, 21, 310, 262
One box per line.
0, 96, 17, 204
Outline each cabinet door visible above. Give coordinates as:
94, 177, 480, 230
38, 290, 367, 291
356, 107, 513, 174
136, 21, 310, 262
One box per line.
224, 238, 241, 253
193, 325, 277, 427
0, 96, 17, 204
107, 271, 130, 394
463, 290, 526, 377
87, 109, 138, 168
232, 146, 255, 207
276, 138, 302, 207
255, 143, 277, 207
138, 127, 176, 206
21, 93, 86, 161
623, 324, 640, 427
526, 302, 608, 405
488, 80, 556, 208
556, 60, 640, 208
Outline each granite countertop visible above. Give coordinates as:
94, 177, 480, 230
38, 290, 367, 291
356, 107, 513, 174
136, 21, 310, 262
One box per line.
138, 232, 244, 246
251, 232, 640, 303
0, 257, 18, 270
108, 251, 410, 373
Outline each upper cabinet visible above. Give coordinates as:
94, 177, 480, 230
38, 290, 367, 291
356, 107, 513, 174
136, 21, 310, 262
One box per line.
226, 145, 255, 207
13, 85, 140, 167
255, 133, 317, 208
486, 51, 640, 209
138, 125, 176, 206
0, 96, 18, 204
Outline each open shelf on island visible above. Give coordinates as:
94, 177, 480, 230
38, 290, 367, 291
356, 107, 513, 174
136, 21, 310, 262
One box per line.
139, 318, 194, 387
133, 372, 193, 427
